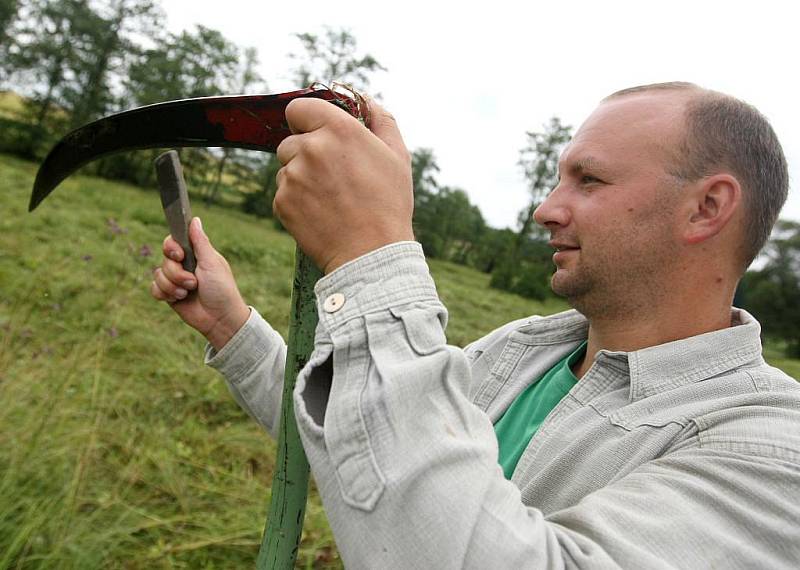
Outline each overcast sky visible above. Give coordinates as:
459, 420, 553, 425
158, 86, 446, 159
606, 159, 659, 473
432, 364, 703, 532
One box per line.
161, 0, 799, 230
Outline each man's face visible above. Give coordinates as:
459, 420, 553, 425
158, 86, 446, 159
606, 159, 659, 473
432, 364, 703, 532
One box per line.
533, 91, 691, 317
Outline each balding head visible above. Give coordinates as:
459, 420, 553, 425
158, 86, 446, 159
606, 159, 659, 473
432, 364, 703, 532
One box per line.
606, 82, 789, 271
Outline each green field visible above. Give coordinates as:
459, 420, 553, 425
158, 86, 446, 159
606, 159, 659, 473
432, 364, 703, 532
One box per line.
1, 152, 797, 568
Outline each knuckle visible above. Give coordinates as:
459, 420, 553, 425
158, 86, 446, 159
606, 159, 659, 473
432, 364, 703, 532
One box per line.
382, 111, 398, 126
155, 269, 175, 293
273, 190, 293, 224
280, 163, 301, 186
299, 136, 320, 158
284, 97, 304, 118
276, 136, 295, 165
163, 259, 181, 280
272, 190, 284, 219
375, 109, 399, 133
329, 113, 354, 134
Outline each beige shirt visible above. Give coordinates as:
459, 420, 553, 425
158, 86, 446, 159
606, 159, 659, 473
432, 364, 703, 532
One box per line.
208, 242, 800, 569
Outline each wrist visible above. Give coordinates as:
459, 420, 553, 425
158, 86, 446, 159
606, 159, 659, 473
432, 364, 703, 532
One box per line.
323, 231, 415, 274
206, 303, 251, 351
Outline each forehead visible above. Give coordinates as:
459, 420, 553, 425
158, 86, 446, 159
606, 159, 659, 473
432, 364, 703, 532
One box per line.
560, 91, 691, 173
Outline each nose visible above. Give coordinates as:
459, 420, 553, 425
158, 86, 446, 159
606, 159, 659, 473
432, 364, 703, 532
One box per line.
533, 183, 571, 229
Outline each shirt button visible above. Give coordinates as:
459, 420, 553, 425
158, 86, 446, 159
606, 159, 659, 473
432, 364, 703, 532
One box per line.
323, 292, 346, 313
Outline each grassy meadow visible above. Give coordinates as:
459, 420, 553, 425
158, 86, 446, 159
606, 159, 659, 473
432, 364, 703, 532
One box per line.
0, 152, 563, 568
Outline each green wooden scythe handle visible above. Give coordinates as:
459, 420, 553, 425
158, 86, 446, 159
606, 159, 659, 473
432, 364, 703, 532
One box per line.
257, 248, 322, 569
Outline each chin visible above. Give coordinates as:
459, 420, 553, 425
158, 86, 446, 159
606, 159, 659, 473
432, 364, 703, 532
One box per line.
550, 272, 580, 297
551, 275, 594, 309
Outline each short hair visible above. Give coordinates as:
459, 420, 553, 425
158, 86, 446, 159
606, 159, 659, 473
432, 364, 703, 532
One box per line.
606, 82, 789, 270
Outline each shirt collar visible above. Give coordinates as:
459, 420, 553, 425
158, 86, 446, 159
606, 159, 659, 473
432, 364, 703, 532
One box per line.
511, 309, 589, 345
624, 308, 764, 399
518, 308, 764, 400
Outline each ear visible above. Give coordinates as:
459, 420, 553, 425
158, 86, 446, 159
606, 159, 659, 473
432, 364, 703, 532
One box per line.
683, 174, 742, 245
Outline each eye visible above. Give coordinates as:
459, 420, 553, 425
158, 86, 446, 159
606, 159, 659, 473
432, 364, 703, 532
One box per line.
580, 174, 603, 185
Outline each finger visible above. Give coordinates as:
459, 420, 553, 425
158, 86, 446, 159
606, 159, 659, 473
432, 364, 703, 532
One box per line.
276, 134, 302, 166
162, 257, 197, 290
153, 267, 188, 300
162, 234, 184, 262
285, 96, 354, 135
150, 279, 173, 302
366, 98, 408, 159
188, 217, 217, 263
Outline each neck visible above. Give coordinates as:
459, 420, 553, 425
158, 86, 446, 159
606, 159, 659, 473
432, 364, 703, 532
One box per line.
571, 272, 737, 379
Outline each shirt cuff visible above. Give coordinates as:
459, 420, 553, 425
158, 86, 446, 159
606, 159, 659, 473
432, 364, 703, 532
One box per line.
314, 241, 441, 329
204, 307, 282, 382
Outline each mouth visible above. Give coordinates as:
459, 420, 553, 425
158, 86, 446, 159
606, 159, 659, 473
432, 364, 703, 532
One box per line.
549, 240, 580, 265
548, 241, 580, 252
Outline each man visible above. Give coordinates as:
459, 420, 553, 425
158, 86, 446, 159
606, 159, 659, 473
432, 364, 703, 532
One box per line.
151, 82, 800, 568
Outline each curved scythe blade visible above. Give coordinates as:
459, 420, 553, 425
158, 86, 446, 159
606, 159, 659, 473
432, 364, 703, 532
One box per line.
29, 87, 359, 211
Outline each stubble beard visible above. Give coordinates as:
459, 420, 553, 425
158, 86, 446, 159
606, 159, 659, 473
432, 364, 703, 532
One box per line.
550, 231, 678, 321
552, 262, 655, 320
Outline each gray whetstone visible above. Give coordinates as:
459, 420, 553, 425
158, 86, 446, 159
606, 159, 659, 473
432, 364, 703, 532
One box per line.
155, 150, 196, 273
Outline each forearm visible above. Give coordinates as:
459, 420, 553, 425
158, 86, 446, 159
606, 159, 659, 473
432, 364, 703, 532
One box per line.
205, 307, 287, 438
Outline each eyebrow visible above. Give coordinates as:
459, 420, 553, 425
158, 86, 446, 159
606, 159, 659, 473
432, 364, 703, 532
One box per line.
558, 155, 609, 178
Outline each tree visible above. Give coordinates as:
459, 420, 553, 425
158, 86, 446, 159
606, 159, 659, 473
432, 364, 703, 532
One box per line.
410, 147, 440, 241
739, 220, 800, 356
5, 0, 99, 157
411, 147, 439, 203
472, 227, 516, 273
125, 25, 239, 106
0, 0, 17, 37
243, 151, 281, 218
414, 185, 486, 262
488, 117, 571, 299
0, 0, 21, 82
515, 117, 572, 249
290, 27, 386, 90
67, 0, 161, 128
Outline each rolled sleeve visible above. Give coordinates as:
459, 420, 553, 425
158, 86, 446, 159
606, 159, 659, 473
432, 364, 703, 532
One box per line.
313, 241, 443, 330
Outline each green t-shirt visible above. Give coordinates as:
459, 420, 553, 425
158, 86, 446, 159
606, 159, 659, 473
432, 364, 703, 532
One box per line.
493, 342, 587, 479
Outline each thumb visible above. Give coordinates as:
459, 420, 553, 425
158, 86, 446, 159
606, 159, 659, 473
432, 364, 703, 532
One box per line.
367, 98, 408, 159
188, 217, 216, 261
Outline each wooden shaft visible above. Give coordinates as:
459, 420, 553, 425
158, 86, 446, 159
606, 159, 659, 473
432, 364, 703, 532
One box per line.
257, 248, 321, 569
